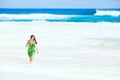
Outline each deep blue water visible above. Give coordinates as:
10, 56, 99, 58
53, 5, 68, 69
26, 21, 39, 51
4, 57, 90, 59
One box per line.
0, 8, 97, 15
0, 8, 120, 22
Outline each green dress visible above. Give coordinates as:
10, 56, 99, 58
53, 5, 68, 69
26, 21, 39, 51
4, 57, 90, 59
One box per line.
28, 42, 36, 57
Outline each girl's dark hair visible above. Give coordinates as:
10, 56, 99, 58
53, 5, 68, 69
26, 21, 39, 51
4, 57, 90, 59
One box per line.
30, 35, 37, 44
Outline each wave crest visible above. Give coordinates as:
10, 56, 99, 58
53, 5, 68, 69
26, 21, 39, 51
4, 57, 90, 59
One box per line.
94, 10, 120, 17
0, 13, 71, 21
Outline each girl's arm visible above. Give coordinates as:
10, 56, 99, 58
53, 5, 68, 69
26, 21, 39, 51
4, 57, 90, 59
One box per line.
26, 40, 29, 47
35, 44, 39, 53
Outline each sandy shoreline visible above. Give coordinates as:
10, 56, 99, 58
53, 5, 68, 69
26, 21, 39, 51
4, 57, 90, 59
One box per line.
0, 22, 120, 80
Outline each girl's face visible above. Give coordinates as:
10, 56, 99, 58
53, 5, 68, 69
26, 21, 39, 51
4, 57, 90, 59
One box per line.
31, 36, 35, 41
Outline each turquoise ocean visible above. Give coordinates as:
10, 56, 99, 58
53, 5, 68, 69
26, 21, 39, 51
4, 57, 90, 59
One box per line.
0, 8, 120, 22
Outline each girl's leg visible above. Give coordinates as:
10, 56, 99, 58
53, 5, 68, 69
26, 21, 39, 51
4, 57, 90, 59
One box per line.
29, 56, 34, 63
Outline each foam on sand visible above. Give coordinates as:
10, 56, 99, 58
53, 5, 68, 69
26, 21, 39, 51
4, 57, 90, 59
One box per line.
0, 22, 120, 80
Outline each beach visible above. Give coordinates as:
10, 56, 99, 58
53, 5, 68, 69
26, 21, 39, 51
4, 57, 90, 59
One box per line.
0, 22, 120, 80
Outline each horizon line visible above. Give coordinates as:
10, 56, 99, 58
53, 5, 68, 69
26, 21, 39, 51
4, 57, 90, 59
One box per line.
0, 8, 120, 9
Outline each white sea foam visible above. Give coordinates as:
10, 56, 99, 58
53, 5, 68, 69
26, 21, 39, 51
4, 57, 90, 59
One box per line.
0, 13, 71, 21
95, 10, 120, 16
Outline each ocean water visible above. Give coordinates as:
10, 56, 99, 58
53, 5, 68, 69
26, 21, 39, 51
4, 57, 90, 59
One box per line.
0, 8, 120, 22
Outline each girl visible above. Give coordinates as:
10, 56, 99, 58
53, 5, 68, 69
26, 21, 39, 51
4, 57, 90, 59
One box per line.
26, 35, 39, 64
